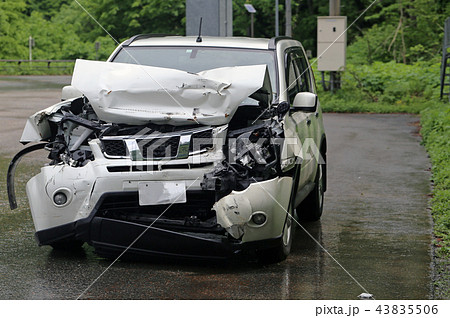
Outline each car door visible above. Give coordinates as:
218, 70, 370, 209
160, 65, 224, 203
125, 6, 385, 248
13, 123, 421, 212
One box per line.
293, 48, 321, 183
283, 48, 315, 191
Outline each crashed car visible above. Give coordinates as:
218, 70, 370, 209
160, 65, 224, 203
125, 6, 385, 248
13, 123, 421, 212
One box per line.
8, 35, 326, 262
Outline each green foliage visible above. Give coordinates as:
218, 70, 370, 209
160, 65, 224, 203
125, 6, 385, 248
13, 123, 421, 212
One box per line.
0, 0, 28, 59
314, 60, 442, 113
1, 0, 450, 68
349, 0, 449, 64
420, 103, 450, 257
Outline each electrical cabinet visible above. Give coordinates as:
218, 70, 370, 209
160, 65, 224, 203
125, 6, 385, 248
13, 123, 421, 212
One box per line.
317, 16, 347, 71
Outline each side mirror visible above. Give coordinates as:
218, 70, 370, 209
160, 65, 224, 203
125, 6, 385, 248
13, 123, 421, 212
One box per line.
292, 92, 317, 112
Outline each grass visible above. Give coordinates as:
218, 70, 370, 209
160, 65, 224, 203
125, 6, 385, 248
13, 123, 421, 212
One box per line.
320, 94, 435, 114
420, 103, 450, 253
420, 102, 450, 299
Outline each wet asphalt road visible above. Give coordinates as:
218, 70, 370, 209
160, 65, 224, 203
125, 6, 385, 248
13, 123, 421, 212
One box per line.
0, 76, 432, 299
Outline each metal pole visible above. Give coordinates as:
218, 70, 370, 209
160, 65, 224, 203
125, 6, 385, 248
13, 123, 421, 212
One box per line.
329, 0, 340, 16
95, 41, 100, 60
329, 0, 340, 92
285, 0, 292, 36
251, 13, 254, 37
275, 0, 279, 36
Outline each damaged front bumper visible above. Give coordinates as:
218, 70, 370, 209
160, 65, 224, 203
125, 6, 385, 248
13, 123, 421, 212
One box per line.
14, 138, 293, 259
34, 193, 287, 260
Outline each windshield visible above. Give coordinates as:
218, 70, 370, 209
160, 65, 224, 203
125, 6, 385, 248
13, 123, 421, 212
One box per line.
112, 46, 278, 96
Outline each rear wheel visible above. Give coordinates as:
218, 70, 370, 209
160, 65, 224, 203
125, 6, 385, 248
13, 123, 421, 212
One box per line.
298, 163, 324, 221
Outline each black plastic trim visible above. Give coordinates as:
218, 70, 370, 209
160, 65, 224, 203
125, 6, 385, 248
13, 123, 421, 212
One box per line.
121, 34, 176, 47
33, 191, 283, 259
7, 143, 47, 210
268, 36, 293, 50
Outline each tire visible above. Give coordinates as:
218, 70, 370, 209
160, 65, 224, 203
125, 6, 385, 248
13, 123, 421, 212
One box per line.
258, 209, 296, 263
298, 162, 325, 222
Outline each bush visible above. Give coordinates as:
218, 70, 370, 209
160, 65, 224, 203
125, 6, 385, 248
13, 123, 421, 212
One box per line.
314, 60, 442, 114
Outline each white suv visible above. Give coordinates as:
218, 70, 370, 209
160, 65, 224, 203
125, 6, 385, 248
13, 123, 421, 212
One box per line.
8, 35, 327, 262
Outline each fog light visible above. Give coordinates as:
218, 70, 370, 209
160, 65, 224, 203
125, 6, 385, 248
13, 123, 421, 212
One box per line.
53, 192, 68, 206
251, 212, 267, 225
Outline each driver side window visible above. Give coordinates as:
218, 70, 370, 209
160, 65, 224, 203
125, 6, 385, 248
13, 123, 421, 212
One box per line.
286, 53, 301, 105
285, 49, 313, 105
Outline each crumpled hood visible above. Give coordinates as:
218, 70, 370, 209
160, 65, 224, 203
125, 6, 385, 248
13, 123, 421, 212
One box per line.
71, 59, 272, 126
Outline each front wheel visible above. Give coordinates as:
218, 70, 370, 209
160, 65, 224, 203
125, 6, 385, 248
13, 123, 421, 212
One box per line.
298, 163, 324, 221
258, 209, 296, 263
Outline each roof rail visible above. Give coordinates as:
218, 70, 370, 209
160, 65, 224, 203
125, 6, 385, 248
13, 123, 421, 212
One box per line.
268, 36, 292, 50
121, 34, 177, 47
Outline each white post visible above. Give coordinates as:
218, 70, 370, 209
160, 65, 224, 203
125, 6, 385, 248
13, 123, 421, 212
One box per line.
28, 36, 33, 63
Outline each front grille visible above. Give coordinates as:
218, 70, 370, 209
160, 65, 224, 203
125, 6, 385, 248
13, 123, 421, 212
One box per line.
95, 191, 221, 232
100, 127, 213, 160
189, 129, 213, 152
102, 140, 127, 157
137, 136, 180, 158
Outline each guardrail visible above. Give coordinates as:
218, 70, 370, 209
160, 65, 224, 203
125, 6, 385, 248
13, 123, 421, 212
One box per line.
0, 59, 76, 74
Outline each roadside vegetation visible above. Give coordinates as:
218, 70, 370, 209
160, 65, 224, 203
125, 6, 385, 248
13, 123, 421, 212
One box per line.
0, 0, 449, 298
314, 60, 442, 114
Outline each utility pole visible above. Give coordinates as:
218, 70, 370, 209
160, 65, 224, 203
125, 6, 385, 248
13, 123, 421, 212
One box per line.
285, 0, 292, 37
329, 0, 340, 91
329, 0, 340, 16
275, 0, 279, 36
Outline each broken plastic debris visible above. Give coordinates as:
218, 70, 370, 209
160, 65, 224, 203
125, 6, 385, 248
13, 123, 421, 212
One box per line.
358, 293, 374, 299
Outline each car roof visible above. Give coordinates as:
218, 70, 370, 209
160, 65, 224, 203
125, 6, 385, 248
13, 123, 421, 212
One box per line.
126, 35, 272, 50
